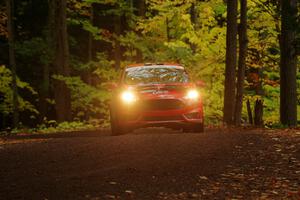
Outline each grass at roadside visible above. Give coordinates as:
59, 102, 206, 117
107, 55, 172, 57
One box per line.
0, 120, 108, 136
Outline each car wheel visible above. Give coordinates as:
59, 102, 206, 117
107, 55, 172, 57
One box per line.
182, 123, 204, 133
192, 123, 204, 133
182, 125, 193, 133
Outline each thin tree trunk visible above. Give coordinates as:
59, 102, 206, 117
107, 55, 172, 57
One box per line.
246, 99, 253, 124
189, 3, 197, 53
39, 0, 54, 123
190, 3, 196, 25
0, 96, 5, 129
254, 67, 264, 126
84, 3, 93, 85
136, 0, 145, 63
0, 114, 5, 129
127, 0, 134, 61
6, 0, 19, 128
279, 0, 298, 127
234, 0, 248, 126
166, 16, 170, 42
114, 13, 121, 69
39, 62, 49, 122
88, 5, 93, 63
52, 0, 71, 122
254, 99, 263, 126
223, 0, 238, 125
138, 0, 146, 19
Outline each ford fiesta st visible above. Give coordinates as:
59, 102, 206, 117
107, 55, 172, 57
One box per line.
109, 63, 204, 135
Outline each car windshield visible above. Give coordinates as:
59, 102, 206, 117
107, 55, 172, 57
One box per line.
124, 65, 189, 85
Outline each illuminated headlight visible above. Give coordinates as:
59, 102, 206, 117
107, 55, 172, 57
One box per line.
121, 91, 137, 104
186, 89, 199, 100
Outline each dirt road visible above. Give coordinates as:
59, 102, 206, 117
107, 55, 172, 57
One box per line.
0, 128, 299, 199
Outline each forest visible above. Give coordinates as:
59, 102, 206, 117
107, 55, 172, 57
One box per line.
0, 0, 299, 132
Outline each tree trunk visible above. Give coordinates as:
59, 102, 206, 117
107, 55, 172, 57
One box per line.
52, 0, 71, 122
254, 99, 263, 126
6, 0, 19, 128
234, 0, 248, 126
279, 0, 298, 127
39, 0, 54, 123
223, 0, 238, 125
114, 13, 121, 69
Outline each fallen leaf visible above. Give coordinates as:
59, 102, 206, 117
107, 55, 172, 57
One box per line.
125, 190, 134, 195
199, 176, 208, 180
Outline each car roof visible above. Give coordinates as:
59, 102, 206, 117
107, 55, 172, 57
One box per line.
125, 63, 184, 70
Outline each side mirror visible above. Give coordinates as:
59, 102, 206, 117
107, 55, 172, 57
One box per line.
195, 80, 206, 88
103, 82, 118, 90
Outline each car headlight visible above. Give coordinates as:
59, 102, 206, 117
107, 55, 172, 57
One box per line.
186, 89, 199, 100
121, 91, 137, 104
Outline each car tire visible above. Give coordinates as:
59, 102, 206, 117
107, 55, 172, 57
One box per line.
182, 123, 204, 133
182, 126, 192, 133
111, 119, 123, 136
192, 122, 204, 133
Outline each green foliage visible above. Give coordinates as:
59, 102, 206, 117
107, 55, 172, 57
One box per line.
132, 0, 198, 64
52, 75, 110, 121
87, 53, 118, 81
15, 37, 51, 65
35, 120, 98, 134
0, 65, 38, 116
65, 52, 118, 122
7, 120, 101, 135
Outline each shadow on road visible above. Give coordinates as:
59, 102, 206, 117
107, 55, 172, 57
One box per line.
132, 127, 182, 135
1, 127, 213, 142
0, 129, 109, 141
0, 128, 178, 141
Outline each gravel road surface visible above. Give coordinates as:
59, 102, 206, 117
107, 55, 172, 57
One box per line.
0, 128, 299, 199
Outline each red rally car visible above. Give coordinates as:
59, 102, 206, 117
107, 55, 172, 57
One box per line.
109, 63, 204, 135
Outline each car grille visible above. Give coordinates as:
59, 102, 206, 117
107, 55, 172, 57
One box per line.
142, 99, 184, 111
143, 115, 183, 121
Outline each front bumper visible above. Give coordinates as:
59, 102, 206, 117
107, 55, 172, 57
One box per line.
117, 99, 203, 128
